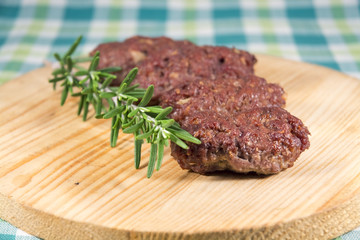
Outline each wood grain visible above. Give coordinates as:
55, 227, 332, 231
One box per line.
1, 55, 360, 240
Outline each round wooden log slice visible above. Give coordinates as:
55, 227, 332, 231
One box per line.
0, 55, 360, 240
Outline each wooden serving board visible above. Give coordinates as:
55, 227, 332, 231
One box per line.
1, 55, 360, 240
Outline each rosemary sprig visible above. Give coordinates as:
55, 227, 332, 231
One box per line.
49, 36, 201, 178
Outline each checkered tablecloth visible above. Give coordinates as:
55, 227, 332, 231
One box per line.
0, 0, 359, 239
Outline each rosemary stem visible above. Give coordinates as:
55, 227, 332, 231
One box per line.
49, 35, 201, 178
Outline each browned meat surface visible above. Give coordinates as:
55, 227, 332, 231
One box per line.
171, 107, 309, 174
93, 36, 256, 100
159, 74, 286, 122
91, 36, 310, 175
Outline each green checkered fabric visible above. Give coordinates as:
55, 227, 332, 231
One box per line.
0, 219, 39, 240
0, 0, 359, 239
0, 0, 359, 84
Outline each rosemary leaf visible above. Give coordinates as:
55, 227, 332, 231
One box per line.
124, 83, 141, 92
81, 87, 92, 94
111, 116, 121, 147
160, 119, 175, 128
99, 66, 122, 73
87, 91, 93, 102
72, 92, 82, 97
66, 56, 73, 72
146, 106, 163, 114
169, 133, 188, 149
136, 128, 154, 140
126, 98, 134, 106
96, 100, 102, 115
124, 92, 146, 99
77, 95, 85, 116
60, 85, 69, 106
120, 94, 138, 102
109, 87, 119, 92
134, 137, 143, 169
54, 53, 62, 62
156, 142, 164, 171
49, 76, 66, 83
52, 68, 65, 76
83, 101, 89, 121
74, 70, 89, 76
103, 107, 123, 119
117, 82, 128, 94
121, 117, 136, 128
106, 98, 115, 109
79, 76, 89, 84
64, 35, 82, 58
102, 76, 114, 88
99, 92, 116, 98
155, 106, 173, 120
112, 115, 121, 129
110, 116, 116, 147
99, 72, 117, 79
122, 119, 144, 134
95, 114, 105, 119
89, 53, 100, 71
138, 85, 154, 107
168, 128, 201, 144
147, 143, 157, 178
122, 67, 138, 86
127, 108, 140, 118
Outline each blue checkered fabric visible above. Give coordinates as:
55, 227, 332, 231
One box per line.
0, 0, 359, 239
0, 219, 40, 240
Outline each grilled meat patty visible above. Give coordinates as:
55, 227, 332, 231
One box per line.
92, 36, 310, 174
93, 36, 256, 100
